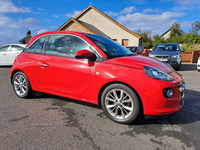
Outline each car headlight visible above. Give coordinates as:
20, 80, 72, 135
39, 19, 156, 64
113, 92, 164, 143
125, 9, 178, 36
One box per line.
144, 66, 173, 81
149, 54, 154, 58
171, 54, 180, 59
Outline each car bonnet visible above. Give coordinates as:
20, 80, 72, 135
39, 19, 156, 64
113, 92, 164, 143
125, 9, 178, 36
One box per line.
112, 55, 174, 73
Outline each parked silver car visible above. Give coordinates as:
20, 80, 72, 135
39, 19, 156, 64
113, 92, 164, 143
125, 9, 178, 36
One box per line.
0, 44, 26, 66
149, 43, 185, 70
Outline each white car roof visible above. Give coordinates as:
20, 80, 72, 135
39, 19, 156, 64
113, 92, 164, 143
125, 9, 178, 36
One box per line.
0, 44, 26, 48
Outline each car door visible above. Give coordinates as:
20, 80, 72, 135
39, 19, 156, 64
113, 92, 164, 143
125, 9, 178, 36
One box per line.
37, 34, 95, 101
0, 45, 10, 65
7, 45, 24, 65
22, 36, 48, 90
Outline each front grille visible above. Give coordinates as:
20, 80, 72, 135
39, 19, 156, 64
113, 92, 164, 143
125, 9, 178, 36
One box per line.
156, 56, 169, 59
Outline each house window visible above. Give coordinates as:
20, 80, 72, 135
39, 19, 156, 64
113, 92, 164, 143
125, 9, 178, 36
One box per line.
122, 39, 128, 47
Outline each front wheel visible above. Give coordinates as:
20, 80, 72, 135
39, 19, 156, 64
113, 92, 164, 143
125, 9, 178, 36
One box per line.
101, 84, 140, 124
12, 71, 34, 98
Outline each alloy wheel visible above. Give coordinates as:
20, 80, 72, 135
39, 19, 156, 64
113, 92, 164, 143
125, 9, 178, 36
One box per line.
105, 89, 134, 120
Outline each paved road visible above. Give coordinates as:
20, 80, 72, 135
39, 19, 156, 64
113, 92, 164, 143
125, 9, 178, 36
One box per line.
0, 63, 200, 150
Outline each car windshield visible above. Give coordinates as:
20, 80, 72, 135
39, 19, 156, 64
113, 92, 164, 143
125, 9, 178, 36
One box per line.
153, 44, 179, 51
85, 34, 132, 58
126, 47, 137, 52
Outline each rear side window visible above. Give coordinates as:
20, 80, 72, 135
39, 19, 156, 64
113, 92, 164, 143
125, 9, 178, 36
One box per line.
11, 45, 24, 51
25, 37, 45, 54
46, 34, 90, 58
0, 46, 9, 52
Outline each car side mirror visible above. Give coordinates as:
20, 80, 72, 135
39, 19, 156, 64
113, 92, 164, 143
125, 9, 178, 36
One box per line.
75, 49, 96, 61
181, 49, 185, 52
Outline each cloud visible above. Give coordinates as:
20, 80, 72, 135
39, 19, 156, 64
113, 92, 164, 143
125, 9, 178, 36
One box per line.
0, 33, 22, 45
9, 18, 40, 29
104, 11, 119, 17
181, 21, 194, 29
37, 29, 48, 34
104, 6, 136, 17
117, 12, 186, 34
0, 14, 10, 26
0, 0, 30, 13
143, 8, 162, 13
53, 15, 59, 18
65, 10, 82, 18
37, 7, 46, 11
161, 0, 196, 6
136, 0, 147, 5
161, 0, 200, 12
120, 6, 136, 14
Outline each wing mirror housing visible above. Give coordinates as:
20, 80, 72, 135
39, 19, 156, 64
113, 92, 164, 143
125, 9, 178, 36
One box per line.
75, 50, 96, 61
149, 49, 153, 52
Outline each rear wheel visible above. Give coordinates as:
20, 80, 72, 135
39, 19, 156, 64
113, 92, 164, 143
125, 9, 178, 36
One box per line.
12, 71, 34, 98
101, 84, 140, 124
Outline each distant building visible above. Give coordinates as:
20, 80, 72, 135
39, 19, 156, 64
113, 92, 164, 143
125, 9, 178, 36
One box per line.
57, 5, 146, 48
19, 30, 32, 44
161, 28, 186, 40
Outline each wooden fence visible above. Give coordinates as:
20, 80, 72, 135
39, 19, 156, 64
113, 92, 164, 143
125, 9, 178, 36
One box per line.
143, 49, 200, 63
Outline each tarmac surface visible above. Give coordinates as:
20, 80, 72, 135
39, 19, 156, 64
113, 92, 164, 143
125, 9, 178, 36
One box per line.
0, 63, 199, 150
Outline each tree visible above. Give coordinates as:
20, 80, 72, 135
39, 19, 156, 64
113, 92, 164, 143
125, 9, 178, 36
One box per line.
136, 29, 153, 48
192, 20, 200, 34
152, 34, 165, 47
170, 22, 182, 37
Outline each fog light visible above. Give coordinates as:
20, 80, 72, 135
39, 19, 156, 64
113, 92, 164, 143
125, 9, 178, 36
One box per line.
163, 88, 173, 98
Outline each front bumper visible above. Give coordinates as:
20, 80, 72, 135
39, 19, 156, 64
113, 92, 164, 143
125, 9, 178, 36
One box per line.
154, 57, 181, 68
134, 76, 185, 116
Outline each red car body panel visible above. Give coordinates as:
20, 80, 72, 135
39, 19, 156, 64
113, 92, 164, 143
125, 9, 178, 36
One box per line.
10, 31, 184, 117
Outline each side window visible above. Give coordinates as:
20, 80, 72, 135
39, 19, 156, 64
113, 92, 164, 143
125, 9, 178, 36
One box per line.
0, 46, 9, 52
10, 45, 24, 51
25, 37, 45, 53
46, 34, 90, 58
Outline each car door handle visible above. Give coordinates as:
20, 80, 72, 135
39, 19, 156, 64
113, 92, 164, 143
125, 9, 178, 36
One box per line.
3, 54, 6, 55
40, 64, 49, 68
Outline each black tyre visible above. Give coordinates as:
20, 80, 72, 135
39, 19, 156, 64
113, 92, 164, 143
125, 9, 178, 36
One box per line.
12, 71, 34, 98
101, 84, 140, 124
176, 65, 180, 70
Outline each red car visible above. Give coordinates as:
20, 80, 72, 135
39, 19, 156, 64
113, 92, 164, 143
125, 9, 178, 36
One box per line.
10, 31, 185, 124
126, 46, 144, 54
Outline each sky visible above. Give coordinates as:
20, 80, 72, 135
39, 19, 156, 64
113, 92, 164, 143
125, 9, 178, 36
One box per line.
0, 0, 199, 46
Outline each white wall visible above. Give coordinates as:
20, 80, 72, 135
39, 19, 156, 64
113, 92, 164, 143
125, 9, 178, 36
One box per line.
162, 30, 171, 40
78, 9, 140, 46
